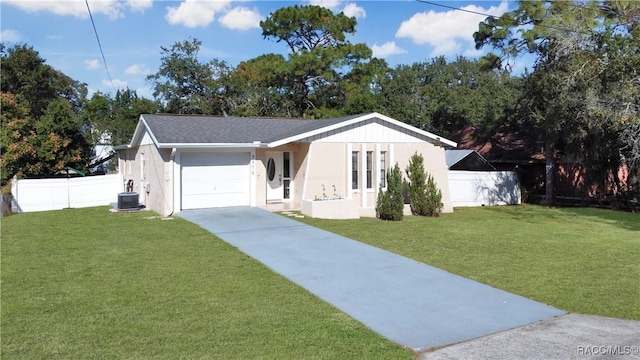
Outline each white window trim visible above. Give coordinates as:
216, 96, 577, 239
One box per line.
361, 143, 367, 207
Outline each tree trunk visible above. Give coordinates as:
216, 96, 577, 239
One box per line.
545, 140, 555, 205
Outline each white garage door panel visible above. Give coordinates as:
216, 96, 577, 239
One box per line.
181, 152, 250, 209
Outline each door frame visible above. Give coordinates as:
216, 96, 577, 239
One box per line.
265, 151, 293, 203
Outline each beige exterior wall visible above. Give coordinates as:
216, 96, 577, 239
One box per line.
304, 142, 348, 202
393, 143, 453, 213
301, 141, 453, 216
118, 144, 172, 216
255, 143, 309, 209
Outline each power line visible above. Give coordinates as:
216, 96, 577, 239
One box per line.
85, 0, 116, 93
415, 0, 593, 36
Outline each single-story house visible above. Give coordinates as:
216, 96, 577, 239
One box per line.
115, 112, 457, 218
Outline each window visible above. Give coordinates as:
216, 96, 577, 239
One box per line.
351, 151, 359, 189
366, 151, 373, 189
283, 152, 290, 199
380, 151, 386, 188
283, 152, 290, 178
266, 158, 276, 181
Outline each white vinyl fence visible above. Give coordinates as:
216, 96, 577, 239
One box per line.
10, 174, 122, 213
448, 171, 521, 207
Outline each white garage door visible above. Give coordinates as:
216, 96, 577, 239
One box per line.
181, 152, 250, 209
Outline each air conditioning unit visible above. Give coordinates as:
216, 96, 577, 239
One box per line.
117, 192, 139, 210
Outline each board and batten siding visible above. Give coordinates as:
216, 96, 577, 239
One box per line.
299, 118, 435, 143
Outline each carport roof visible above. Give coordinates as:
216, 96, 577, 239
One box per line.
117, 112, 457, 149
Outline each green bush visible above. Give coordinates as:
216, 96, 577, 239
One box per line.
376, 163, 404, 221
404, 152, 443, 217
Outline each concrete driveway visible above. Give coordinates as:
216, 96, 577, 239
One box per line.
178, 207, 576, 352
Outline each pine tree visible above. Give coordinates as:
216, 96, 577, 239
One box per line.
376, 163, 404, 221
405, 152, 443, 217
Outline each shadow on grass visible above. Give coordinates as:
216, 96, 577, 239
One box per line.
553, 207, 640, 232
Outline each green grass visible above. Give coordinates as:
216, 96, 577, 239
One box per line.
294, 205, 640, 321
1, 207, 412, 359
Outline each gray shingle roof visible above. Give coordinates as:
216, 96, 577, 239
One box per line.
445, 149, 495, 170
142, 114, 362, 144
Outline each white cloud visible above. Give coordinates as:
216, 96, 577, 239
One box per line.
371, 41, 407, 58
308, 0, 365, 18
0, 29, 21, 43
219, 7, 262, 30
126, 0, 153, 13
308, 0, 341, 11
105, 78, 128, 89
2, 0, 133, 19
165, 0, 230, 28
84, 59, 101, 70
342, 3, 365, 19
396, 0, 509, 57
125, 63, 150, 75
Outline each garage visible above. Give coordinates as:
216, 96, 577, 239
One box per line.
181, 152, 250, 209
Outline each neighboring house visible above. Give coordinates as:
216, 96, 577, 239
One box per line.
115, 112, 456, 217
448, 125, 628, 199
91, 132, 114, 174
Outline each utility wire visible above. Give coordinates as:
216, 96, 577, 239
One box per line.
416, 0, 594, 36
85, 0, 116, 93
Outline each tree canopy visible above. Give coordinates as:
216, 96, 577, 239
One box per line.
474, 0, 640, 201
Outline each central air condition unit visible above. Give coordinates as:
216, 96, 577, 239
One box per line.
117, 192, 139, 210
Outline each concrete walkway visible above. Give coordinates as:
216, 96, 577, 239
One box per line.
178, 207, 565, 351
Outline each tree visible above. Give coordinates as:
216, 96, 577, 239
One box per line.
376, 163, 404, 221
260, 5, 373, 117
147, 38, 231, 115
37, 99, 90, 174
1, 93, 35, 188
1, 43, 87, 118
474, 1, 639, 202
404, 152, 443, 217
1, 43, 94, 182
81, 89, 160, 169
224, 54, 296, 117
1, 93, 90, 187
379, 56, 521, 136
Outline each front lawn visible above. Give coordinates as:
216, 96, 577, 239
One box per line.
295, 205, 640, 320
1, 207, 411, 359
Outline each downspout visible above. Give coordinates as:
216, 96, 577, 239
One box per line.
167, 148, 177, 216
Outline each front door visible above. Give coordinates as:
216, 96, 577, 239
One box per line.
266, 151, 291, 203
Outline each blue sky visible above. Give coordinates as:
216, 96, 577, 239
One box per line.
1, 0, 514, 99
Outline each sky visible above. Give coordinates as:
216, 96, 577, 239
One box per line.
1, 0, 515, 99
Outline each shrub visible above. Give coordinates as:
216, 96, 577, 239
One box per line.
376, 163, 404, 221
404, 152, 443, 217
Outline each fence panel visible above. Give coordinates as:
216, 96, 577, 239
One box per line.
11, 174, 122, 213
448, 171, 521, 207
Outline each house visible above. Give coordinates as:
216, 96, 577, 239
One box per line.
115, 112, 456, 218
448, 125, 628, 200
